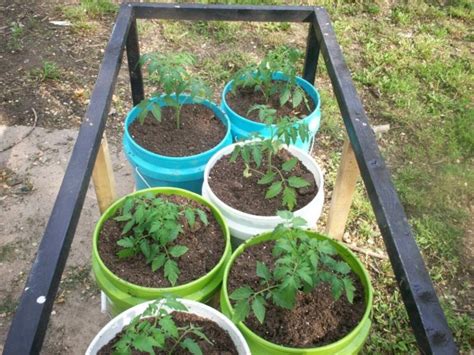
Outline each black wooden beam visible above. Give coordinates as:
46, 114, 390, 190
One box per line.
2, 5, 133, 354
302, 18, 319, 85
312, 7, 457, 354
126, 17, 145, 106
132, 3, 314, 22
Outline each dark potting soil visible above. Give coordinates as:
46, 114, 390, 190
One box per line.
98, 312, 238, 355
128, 104, 227, 157
225, 82, 315, 122
208, 149, 317, 216
227, 240, 366, 348
98, 194, 225, 288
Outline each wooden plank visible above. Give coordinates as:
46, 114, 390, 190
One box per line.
325, 139, 359, 240
92, 135, 117, 213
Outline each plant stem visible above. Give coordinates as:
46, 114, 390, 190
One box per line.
175, 106, 182, 129
168, 327, 193, 355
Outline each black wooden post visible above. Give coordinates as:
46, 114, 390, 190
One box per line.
303, 20, 319, 84
126, 17, 145, 106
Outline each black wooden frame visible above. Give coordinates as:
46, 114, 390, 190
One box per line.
3, 3, 457, 354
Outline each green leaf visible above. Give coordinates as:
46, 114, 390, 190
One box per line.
319, 241, 337, 255
252, 144, 262, 167
149, 221, 162, 234
257, 171, 276, 185
163, 296, 188, 311
280, 87, 291, 106
232, 299, 250, 323
195, 209, 208, 226
292, 88, 303, 108
297, 268, 314, 287
256, 261, 271, 281
292, 217, 307, 227
122, 220, 135, 235
140, 240, 151, 260
334, 261, 351, 275
184, 208, 195, 227
169, 245, 188, 258
281, 157, 298, 172
117, 248, 135, 259
298, 122, 309, 143
117, 237, 134, 248
252, 296, 266, 324
159, 316, 179, 338
265, 181, 283, 199
151, 254, 166, 272
229, 286, 253, 300
331, 277, 344, 301
241, 145, 250, 164
150, 103, 161, 122
137, 106, 148, 125
343, 277, 355, 303
132, 334, 155, 354
229, 145, 241, 162
135, 205, 145, 224
181, 338, 202, 355
277, 210, 293, 220
282, 187, 297, 210
114, 214, 132, 222
272, 288, 295, 309
164, 259, 179, 286
190, 327, 211, 343
288, 176, 311, 188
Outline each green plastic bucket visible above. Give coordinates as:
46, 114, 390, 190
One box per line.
220, 231, 373, 354
92, 187, 231, 315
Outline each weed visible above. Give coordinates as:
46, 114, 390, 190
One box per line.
230, 213, 354, 324
30, 61, 61, 82
7, 22, 24, 51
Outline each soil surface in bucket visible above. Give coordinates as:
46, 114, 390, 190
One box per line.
128, 104, 227, 157
225, 81, 315, 122
98, 194, 225, 288
98, 311, 238, 354
227, 240, 366, 348
208, 149, 317, 216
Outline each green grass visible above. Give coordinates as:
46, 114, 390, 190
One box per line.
30, 61, 61, 82
7, 21, 25, 51
61, 0, 117, 31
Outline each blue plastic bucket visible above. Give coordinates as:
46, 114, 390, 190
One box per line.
123, 95, 232, 193
221, 72, 321, 152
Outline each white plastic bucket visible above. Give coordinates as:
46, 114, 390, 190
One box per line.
202, 142, 324, 244
86, 298, 251, 355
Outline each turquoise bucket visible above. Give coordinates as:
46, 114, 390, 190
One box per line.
123, 95, 232, 193
221, 72, 321, 152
